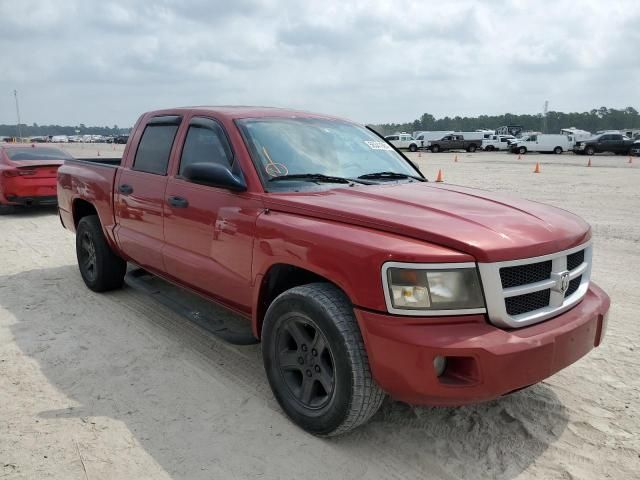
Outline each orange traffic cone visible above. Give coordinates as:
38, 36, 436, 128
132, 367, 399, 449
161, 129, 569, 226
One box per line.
517, 154, 522, 160
587, 158, 592, 167
454, 154, 458, 162
418, 152, 421, 158
97, 151, 100, 157
629, 156, 633, 164
533, 162, 540, 173
435, 169, 444, 182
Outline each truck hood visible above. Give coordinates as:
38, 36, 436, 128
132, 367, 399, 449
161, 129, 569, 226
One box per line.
264, 182, 590, 262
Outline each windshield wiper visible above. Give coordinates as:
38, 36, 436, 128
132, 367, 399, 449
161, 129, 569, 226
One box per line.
268, 173, 368, 185
358, 171, 426, 182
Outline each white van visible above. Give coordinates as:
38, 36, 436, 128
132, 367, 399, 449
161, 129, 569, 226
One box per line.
511, 134, 575, 154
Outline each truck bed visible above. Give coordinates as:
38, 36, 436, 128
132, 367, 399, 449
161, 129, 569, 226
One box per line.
57, 157, 121, 233
66, 157, 122, 167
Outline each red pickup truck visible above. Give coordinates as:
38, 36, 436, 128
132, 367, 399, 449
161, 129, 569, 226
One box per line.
57, 107, 610, 436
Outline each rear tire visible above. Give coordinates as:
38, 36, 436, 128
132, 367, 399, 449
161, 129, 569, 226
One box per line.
262, 283, 385, 436
553, 147, 563, 154
76, 215, 126, 292
0, 204, 16, 215
585, 146, 595, 156
467, 144, 477, 153
409, 144, 418, 152
518, 146, 527, 155
430, 144, 440, 153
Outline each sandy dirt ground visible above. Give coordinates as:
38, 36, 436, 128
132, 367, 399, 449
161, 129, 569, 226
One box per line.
0, 144, 639, 479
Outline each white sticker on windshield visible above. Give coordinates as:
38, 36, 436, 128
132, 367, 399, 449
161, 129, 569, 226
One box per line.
364, 140, 393, 151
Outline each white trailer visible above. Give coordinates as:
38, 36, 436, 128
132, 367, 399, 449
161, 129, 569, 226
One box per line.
560, 128, 592, 142
413, 131, 453, 149
512, 134, 575, 154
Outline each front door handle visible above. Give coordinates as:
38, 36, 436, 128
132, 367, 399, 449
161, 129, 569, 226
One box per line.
167, 196, 189, 208
119, 184, 133, 195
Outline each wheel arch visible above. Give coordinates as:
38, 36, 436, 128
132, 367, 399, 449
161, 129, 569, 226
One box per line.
252, 262, 350, 339
72, 198, 98, 227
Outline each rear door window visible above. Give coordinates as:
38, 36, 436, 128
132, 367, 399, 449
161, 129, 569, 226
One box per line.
132, 116, 181, 175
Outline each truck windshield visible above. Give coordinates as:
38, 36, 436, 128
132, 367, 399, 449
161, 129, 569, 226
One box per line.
237, 117, 418, 189
5, 147, 72, 161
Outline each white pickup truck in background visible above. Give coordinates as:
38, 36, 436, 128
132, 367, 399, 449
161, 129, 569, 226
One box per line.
482, 134, 515, 151
384, 133, 421, 152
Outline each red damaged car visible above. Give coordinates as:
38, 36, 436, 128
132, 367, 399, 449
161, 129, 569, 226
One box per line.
0, 144, 71, 213
56, 107, 610, 436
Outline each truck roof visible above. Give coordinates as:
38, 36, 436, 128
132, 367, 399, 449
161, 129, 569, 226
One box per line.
145, 106, 346, 122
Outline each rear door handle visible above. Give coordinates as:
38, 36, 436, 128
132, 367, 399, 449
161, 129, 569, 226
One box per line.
167, 196, 189, 208
119, 184, 133, 195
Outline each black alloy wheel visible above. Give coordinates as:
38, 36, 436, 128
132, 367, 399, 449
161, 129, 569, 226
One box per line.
78, 230, 98, 283
276, 315, 335, 409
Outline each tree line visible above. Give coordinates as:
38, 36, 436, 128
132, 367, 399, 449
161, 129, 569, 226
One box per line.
370, 106, 640, 135
0, 123, 130, 137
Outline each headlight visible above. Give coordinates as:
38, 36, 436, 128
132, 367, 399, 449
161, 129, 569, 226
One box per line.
383, 263, 485, 315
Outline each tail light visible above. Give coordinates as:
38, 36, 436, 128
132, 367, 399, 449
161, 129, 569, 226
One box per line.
2, 169, 36, 177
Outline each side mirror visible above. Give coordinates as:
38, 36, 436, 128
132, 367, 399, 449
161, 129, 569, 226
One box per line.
182, 162, 247, 192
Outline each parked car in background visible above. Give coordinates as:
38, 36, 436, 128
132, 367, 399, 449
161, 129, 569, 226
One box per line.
573, 133, 634, 156
510, 134, 575, 154
631, 140, 640, 156
114, 134, 129, 144
414, 131, 453, 149
426, 134, 481, 152
58, 107, 610, 436
482, 135, 515, 151
0, 144, 72, 213
384, 133, 420, 152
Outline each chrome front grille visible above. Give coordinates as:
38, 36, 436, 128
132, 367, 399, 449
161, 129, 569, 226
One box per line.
478, 243, 592, 328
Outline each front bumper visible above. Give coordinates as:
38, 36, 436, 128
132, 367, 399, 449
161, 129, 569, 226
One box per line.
355, 282, 610, 406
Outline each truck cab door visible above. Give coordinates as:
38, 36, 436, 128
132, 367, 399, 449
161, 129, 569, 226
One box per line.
114, 115, 182, 271
162, 116, 262, 313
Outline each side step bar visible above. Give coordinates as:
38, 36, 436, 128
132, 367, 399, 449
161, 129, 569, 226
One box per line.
124, 268, 258, 346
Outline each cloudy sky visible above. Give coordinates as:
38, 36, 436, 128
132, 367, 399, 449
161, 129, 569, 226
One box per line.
1, 0, 639, 127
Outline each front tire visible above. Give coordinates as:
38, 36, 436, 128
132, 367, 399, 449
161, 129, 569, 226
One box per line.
409, 143, 418, 152
262, 283, 384, 436
430, 144, 440, 153
585, 146, 595, 156
76, 215, 126, 292
518, 146, 527, 155
467, 144, 477, 153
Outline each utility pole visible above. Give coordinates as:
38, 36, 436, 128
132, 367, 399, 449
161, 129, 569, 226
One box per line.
14, 89, 22, 141
542, 100, 549, 134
